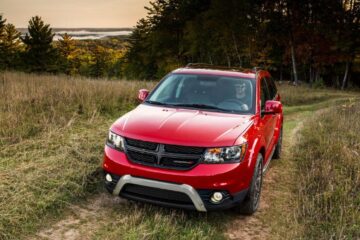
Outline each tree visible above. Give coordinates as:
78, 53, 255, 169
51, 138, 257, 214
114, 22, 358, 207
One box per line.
0, 24, 22, 69
124, 18, 157, 79
125, 0, 213, 79
0, 15, 7, 70
90, 45, 111, 78
123, 0, 359, 87
338, 0, 360, 89
58, 33, 80, 75
0, 15, 5, 41
21, 16, 58, 72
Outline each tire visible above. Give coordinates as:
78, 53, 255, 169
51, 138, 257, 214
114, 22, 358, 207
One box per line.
236, 154, 263, 215
273, 127, 283, 159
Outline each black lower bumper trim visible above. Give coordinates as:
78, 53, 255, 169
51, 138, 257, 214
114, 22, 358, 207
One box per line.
104, 171, 248, 211
202, 189, 248, 211
121, 192, 197, 211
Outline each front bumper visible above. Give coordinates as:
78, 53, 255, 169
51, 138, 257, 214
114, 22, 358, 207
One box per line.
104, 172, 248, 212
103, 145, 254, 211
103, 145, 253, 194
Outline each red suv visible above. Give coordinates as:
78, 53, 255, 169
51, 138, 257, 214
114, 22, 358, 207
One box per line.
103, 65, 283, 214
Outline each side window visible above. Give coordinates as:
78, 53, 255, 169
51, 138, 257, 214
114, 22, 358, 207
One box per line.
260, 78, 271, 110
265, 77, 277, 99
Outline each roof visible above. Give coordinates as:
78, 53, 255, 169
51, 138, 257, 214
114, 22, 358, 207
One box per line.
172, 64, 257, 79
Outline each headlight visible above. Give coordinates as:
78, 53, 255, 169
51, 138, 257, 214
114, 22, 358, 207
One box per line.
202, 143, 247, 163
107, 131, 125, 151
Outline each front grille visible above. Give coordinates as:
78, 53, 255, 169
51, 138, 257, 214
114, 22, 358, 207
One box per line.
126, 138, 158, 150
124, 138, 205, 170
161, 157, 197, 169
164, 144, 205, 154
127, 150, 157, 164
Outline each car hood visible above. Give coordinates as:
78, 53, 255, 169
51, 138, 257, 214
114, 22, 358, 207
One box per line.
111, 104, 254, 147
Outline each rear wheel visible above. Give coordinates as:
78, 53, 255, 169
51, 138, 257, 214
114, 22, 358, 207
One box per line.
236, 154, 263, 215
273, 127, 283, 159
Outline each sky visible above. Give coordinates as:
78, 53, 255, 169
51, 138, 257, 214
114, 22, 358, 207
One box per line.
0, 0, 150, 28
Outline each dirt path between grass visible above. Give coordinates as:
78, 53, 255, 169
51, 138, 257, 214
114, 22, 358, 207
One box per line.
224, 112, 306, 240
30, 100, 348, 240
31, 193, 122, 240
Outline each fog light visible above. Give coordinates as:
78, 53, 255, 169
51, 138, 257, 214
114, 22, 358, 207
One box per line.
105, 174, 112, 182
210, 192, 223, 203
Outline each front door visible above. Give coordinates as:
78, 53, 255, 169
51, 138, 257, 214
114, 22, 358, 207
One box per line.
259, 77, 275, 165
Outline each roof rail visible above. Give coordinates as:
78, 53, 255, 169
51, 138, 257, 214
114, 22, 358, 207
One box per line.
185, 63, 257, 73
252, 67, 262, 72
186, 63, 214, 68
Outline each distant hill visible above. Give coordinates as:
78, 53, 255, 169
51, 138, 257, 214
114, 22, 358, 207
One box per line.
17, 28, 133, 40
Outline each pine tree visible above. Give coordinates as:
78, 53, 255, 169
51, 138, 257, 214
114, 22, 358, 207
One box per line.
1, 24, 22, 69
0, 15, 5, 39
58, 33, 76, 56
58, 33, 79, 74
0, 15, 7, 70
90, 45, 111, 78
21, 16, 58, 72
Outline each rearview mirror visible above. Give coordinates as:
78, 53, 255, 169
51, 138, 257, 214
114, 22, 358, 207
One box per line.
138, 89, 149, 102
264, 100, 282, 114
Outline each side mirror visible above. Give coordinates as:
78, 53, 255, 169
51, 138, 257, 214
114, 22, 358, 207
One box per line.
264, 100, 282, 114
138, 89, 149, 102
276, 93, 281, 101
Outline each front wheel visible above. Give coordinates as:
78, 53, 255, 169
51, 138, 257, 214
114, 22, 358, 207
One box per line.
236, 154, 263, 215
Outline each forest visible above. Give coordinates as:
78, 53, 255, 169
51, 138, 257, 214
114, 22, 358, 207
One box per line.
125, 0, 360, 88
0, 0, 359, 88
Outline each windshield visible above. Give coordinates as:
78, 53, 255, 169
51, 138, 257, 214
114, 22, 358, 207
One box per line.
147, 74, 255, 114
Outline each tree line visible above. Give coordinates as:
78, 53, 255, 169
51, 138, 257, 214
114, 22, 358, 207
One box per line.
0, 15, 126, 78
124, 0, 359, 88
1, 1, 359, 88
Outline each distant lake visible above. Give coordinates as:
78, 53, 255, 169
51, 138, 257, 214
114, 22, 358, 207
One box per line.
17, 28, 133, 40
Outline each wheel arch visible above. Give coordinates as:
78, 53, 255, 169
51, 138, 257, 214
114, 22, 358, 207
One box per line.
247, 137, 266, 169
258, 146, 265, 165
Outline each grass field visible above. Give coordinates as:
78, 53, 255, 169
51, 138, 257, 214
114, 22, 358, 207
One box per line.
0, 71, 359, 239
293, 100, 360, 239
0, 72, 155, 239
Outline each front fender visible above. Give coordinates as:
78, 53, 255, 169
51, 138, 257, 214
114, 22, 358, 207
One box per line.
246, 137, 264, 167
240, 135, 265, 188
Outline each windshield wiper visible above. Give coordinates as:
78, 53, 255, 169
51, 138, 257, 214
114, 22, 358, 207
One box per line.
146, 102, 234, 113
145, 100, 171, 106
172, 103, 230, 112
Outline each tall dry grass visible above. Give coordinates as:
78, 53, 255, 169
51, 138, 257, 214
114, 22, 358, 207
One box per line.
294, 100, 360, 239
0, 71, 155, 239
0, 72, 154, 145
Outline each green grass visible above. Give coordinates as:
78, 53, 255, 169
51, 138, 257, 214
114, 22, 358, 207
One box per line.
283, 97, 358, 115
277, 83, 354, 107
92, 205, 226, 240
